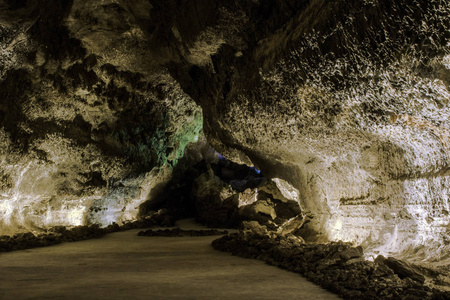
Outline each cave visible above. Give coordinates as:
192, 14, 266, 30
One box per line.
0, 0, 450, 299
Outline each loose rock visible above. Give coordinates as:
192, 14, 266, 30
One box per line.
212, 229, 446, 300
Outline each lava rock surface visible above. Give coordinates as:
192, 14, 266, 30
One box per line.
212, 227, 450, 300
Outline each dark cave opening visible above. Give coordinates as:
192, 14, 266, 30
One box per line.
212, 153, 264, 192
137, 149, 268, 228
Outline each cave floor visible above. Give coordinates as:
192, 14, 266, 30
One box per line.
0, 221, 339, 300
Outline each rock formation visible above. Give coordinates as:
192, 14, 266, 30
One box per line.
0, 0, 449, 273
0, 0, 203, 233
212, 225, 450, 300
171, 0, 450, 267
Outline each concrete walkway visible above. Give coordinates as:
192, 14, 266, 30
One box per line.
0, 224, 339, 299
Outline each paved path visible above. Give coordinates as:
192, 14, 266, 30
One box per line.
0, 225, 339, 299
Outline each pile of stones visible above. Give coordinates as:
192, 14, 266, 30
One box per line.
212, 222, 450, 300
0, 224, 110, 252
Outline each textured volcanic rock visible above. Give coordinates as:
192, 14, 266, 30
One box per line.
168, 0, 450, 264
0, 0, 203, 233
191, 164, 303, 230
0, 210, 184, 252
191, 167, 240, 227
0, 0, 449, 273
0, 224, 108, 252
378, 255, 426, 284
212, 228, 450, 300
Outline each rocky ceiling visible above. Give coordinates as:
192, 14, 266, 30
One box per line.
0, 0, 449, 264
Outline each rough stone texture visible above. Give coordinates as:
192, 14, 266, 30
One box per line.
0, 0, 203, 234
0, 0, 449, 273
191, 168, 239, 227
378, 255, 426, 284
212, 229, 450, 300
191, 169, 303, 230
0, 224, 107, 252
169, 0, 450, 265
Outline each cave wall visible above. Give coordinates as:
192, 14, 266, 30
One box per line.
0, 0, 203, 234
0, 0, 449, 264
169, 0, 450, 262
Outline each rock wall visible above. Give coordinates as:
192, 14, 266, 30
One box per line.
169, 0, 450, 263
0, 0, 449, 266
0, 0, 202, 234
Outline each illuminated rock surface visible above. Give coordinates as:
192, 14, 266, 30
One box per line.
212, 226, 450, 299
0, 0, 449, 278
0, 0, 203, 233
171, 0, 450, 268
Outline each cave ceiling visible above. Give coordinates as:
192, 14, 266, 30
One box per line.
0, 0, 449, 263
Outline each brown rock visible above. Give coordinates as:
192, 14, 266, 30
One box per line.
382, 257, 425, 284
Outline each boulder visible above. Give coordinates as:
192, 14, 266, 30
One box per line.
191, 167, 239, 227
382, 257, 426, 284
277, 214, 306, 236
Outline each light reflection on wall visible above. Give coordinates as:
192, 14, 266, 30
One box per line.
0, 158, 95, 234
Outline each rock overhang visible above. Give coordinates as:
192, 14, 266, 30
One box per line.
0, 0, 449, 267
